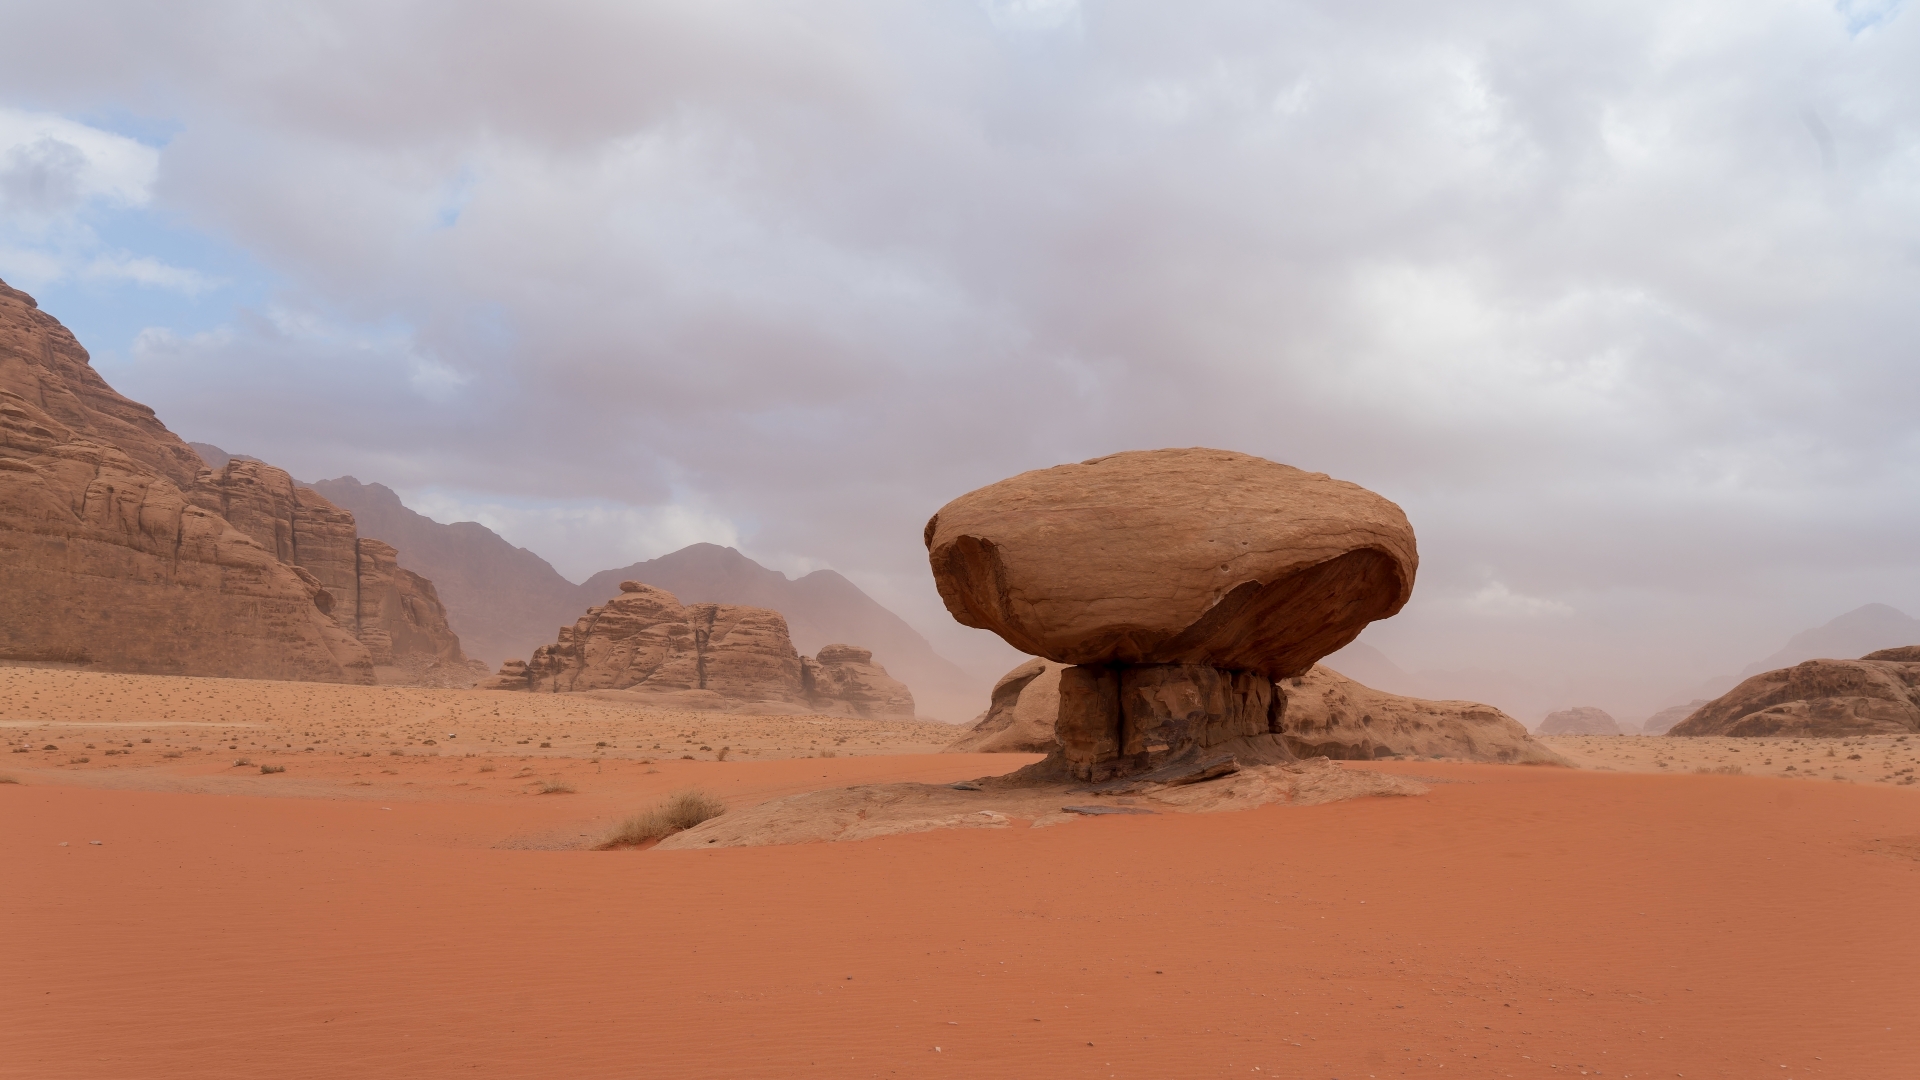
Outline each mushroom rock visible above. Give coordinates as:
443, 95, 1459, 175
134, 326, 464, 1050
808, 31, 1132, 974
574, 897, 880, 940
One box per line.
927, 448, 1418, 781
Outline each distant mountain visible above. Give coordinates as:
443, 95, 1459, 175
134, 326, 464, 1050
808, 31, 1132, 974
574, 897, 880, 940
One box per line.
305, 482, 985, 721
186, 442, 260, 470
1318, 640, 1412, 691
1738, 603, 1920, 676
308, 477, 587, 668
582, 543, 983, 722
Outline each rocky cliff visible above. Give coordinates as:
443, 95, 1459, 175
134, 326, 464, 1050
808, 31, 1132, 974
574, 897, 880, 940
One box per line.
0, 277, 466, 684
484, 581, 916, 719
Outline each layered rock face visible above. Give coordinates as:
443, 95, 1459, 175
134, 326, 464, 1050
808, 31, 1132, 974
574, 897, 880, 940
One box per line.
1668, 650, 1920, 737
0, 277, 465, 684
188, 460, 466, 669
948, 658, 1065, 753
485, 582, 915, 719
927, 448, 1419, 782
950, 656, 1561, 764
0, 390, 374, 681
1537, 707, 1622, 736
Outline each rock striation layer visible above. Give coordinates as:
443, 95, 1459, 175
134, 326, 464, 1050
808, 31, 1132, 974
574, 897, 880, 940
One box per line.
483, 582, 916, 719
928, 449, 1418, 782
0, 277, 467, 683
1668, 650, 1920, 737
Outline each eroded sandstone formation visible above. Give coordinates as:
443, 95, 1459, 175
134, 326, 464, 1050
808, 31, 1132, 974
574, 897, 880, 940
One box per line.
1276, 666, 1564, 763
1668, 650, 1920, 737
947, 658, 1065, 754
927, 448, 1420, 782
950, 656, 1561, 764
0, 276, 466, 683
483, 581, 916, 719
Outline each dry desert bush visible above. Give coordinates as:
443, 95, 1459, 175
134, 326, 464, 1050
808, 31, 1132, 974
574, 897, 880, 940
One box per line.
597, 790, 726, 849
0, 773, 20, 784
537, 779, 575, 794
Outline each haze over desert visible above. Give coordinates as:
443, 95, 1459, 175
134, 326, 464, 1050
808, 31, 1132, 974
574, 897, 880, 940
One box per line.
6, 2, 1920, 1078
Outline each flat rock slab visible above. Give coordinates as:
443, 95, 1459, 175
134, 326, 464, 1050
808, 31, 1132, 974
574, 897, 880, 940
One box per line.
656, 760, 1427, 850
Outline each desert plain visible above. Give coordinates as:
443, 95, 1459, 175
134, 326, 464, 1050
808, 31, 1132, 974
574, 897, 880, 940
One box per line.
3, 665, 1917, 1080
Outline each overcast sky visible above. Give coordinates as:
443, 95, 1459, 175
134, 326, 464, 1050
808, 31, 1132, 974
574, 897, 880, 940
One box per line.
2, 0, 1916, 719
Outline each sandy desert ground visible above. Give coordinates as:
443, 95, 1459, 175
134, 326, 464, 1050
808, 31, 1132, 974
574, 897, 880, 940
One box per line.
5, 666, 1919, 1079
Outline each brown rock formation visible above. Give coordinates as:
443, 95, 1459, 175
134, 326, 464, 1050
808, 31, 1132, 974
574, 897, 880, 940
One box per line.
1277, 667, 1565, 763
0, 276, 466, 684
1537, 706, 1623, 736
927, 449, 1418, 782
188, 459, 467, 671
948, 658, 1065, 753
1668, 651, 1920, 737
485, 581, 915, 717
0, 279, 205, 488
802, 645, 917, 721
0, 391, 374, 681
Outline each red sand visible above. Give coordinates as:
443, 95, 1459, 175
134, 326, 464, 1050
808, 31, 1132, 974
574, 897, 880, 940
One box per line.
6, 757, 1918, 1079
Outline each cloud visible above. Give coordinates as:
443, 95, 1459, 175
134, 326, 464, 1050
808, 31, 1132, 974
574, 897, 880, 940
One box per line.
3, 0, 1919, 716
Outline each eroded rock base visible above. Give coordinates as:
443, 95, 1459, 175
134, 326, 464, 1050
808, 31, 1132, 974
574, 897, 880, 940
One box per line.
1054, 662, 1293, 782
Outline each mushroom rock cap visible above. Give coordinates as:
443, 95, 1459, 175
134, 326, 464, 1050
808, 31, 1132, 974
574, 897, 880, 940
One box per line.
924, 448, 1417, 679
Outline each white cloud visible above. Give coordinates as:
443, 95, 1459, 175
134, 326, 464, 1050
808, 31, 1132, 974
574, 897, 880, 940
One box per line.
0, 107, 156, 215
82, 253, 220, 294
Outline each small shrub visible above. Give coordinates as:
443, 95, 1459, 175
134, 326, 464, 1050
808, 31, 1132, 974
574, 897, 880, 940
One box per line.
596, 789, 725, 849
41, 744, 57, 751
233, 757, 253, 767
536, 779, 575, 794
162, 751, 182, 759
478, 763, 496, 773
680, 754, 695, 760
0, 774, 20, 784
260, 764, 286, 775
715, 746, 730, 761
539, 741, 552, 748
68, 756, 91, 764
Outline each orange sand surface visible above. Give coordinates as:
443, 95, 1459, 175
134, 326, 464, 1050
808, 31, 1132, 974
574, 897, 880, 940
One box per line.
7, 747, 1919, 1079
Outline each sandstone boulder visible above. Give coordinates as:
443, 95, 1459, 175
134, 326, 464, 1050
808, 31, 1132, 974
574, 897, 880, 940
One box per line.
1668, 652, 1920, 737
1537, 707, 1622, 736
926, 449, 1418, 781
925, 448, 1416, 677
485, 581, 915, 716
947, 658, 1065, 753
1277, 667, 1565, 763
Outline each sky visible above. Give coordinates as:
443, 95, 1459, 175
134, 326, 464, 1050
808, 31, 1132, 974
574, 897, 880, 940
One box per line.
2, 0, 1917, 721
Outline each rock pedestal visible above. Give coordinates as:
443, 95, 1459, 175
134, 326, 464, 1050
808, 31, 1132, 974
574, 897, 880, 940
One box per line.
1054, 664, 1279, 782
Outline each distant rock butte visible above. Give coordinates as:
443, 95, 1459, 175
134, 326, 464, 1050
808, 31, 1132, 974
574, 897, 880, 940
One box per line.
0, 277, 468, 684
928, 449, 1419, 782
1537, 706, 1622, 736
482, 581, 915, 720
1669, 650, 1920, 737
1640, 700, 1710, 736
949, 657, 1561, 764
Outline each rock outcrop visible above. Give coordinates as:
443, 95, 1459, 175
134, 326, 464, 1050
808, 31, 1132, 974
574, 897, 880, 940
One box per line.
1537, 707, 1622, 736
948, 658, 1066, 753
1276, 666, 1565, 763
1668, 650, 1920, 737
0, 276, 466, 684
927, 449, 1418, 782
483, 581, 915, 719
949, 656, 1561, 764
